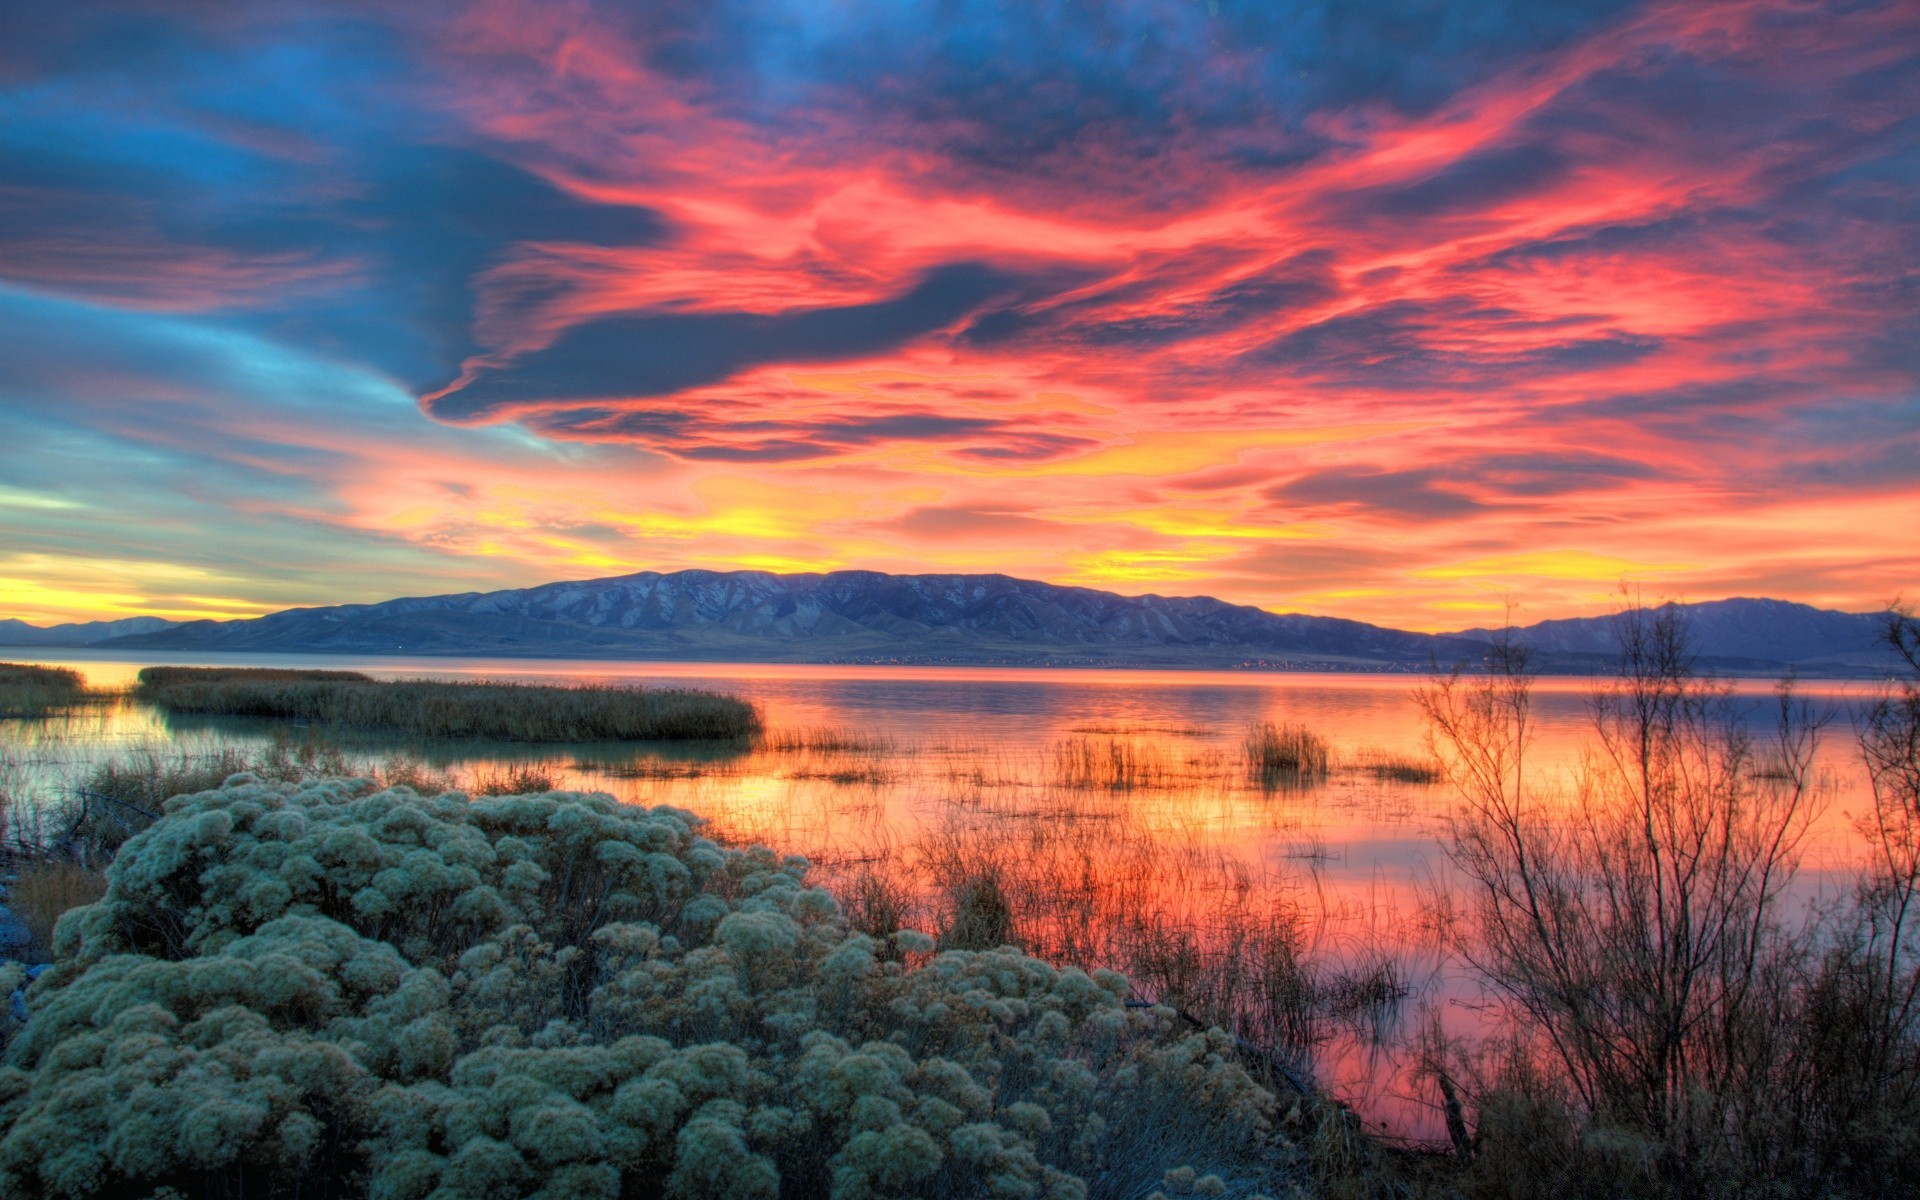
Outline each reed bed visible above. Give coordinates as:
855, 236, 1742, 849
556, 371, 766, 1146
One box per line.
1050, 734, 1176, 790
1245, 720, 1331, 786
0, 664, 94, 719
1349, 748, 1445, 784
134, 666, 762, 741
762, 725, 897, 754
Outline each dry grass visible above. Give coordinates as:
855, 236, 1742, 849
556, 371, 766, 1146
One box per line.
1245, 721, 1331, 786
1050, 734, 1174, 790
1350, 748, 1444, 784
134, 666, 374, 686
0, 663, 94, 719
6, 858, 106, 957
135, 667, 762, 742
465, 763, 558, 796
763, 726, 896, 754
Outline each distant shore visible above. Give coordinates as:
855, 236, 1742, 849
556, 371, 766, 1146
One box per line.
3, 643, 1896, 682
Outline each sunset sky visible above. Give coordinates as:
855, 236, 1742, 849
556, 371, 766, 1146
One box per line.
1, 0, 1915, 631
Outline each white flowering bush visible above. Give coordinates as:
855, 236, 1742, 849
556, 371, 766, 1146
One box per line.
0, 777, 1294, 1198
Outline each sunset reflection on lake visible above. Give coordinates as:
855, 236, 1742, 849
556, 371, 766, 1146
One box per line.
0, 653, 1888, 1143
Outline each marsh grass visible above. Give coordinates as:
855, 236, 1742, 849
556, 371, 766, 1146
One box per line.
1050, 734, 1175, 790
784, 761, 900, 786
4, 858, 105, 957
463, 763, 558, 796
763, 725, 897, 754
135, 666, 762, 741
591, 759, 723, 780
1245, 721, 1331, 787
1349, 748, 1444, 784
769, 769, 1422, 1092
0, 664, 94, 719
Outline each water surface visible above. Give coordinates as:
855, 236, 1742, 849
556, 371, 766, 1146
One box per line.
1, 651, 1887, 1142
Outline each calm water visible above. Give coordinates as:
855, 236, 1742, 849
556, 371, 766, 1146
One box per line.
0, 651, 1888, 1142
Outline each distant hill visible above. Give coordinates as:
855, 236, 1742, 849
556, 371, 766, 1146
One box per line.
1, 573, 1898, 674
1448, 598, 1894, 673
0, 615, 178, 646
54, 570, 1477, 668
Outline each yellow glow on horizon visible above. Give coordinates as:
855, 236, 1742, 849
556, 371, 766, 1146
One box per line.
1113, 506, 1320, 540
1061, 548, 1213, 587
0, 576, 280, 626
1415, 550, 1691, 582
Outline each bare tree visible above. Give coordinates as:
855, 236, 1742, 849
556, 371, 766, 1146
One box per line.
1419, 602, 1823, 1187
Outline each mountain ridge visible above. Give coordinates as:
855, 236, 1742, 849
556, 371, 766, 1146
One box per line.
0, 615, 179, 645
0, 571, 1899, 674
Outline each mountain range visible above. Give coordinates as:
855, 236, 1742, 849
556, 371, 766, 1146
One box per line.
0, 570, 1901, 675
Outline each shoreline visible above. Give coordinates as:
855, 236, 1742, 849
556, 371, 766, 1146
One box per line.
3, 643, 1897, 682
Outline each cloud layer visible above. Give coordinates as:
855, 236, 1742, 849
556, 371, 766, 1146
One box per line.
0, 0, 1915, 627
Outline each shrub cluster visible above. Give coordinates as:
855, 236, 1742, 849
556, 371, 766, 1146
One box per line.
135, 669, 763, 742
0, 778, 1293, 1199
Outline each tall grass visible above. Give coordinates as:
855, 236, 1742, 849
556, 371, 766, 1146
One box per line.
0, 663, 93, 718
1352, 749, 1444, 784
1245, 721, 1330, 786
763, 726, 896, 754
5, 859, 105, 957
1051, 735, 1173, 790
135, 666, 762, 741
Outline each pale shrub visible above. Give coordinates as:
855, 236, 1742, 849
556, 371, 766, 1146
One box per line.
0, 778, 1296, 1198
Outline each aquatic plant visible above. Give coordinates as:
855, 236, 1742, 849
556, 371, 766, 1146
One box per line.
135, 668, 763, 742
1051, 736, 1172, 791
0, 778, 1297, 1198
1242, 723, 1329, 787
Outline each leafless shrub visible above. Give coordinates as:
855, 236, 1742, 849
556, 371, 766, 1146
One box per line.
1416, 602, 1920, 1197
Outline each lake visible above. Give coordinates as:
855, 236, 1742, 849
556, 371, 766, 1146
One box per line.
0, 651, 1888, 1143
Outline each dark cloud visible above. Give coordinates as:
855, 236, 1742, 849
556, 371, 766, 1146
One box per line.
427, 263, 1024, 420
588, 0, 1640, 201
891, 504, 1056, 539
521, 402, 1011, 462
1268, 450, 1660, 520
1246, 300, 1661, 388
964, 252, 1336, 350
0, 2, 670, 388
1467, 452, 1656, 496
1269, 465, 1484, 519
1340, 142, 1568, 218
950, 434, 1102, 462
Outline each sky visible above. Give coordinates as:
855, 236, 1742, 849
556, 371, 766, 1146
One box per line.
1, 0, 1916, 632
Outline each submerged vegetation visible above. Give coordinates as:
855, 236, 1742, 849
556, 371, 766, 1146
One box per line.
135, 666, 763, 742
0, 665, 93, 720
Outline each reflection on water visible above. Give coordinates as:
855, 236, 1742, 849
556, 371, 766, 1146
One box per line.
0, 651, 1886, 1143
